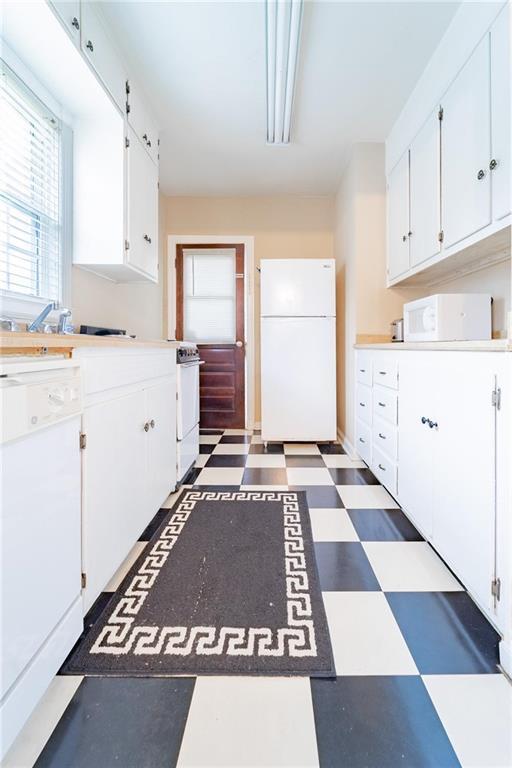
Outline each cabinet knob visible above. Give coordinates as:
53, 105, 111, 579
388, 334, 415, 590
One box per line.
477, 169, 485, 180
143, 422, 149, 432
378, 463, 386, 471
421, 416, 429, 425
378, 402, 385, 408
402, 234, 407, 242
489, 158, 498, 170
150, 419, 155, 429
71, 16, 80, 29
143, 234, 152, 243
359, 437, 365, 443
428, 420, 438, 429
86, 40, 94, 52
378, 433, 386, 440
359, 402, 365, 407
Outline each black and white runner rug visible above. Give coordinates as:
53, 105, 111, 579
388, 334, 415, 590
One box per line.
63, 490, 335, 676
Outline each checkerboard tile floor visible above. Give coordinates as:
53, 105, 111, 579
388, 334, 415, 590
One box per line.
5, 429, 511, 768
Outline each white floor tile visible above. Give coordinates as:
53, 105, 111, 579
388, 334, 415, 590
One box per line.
322, 455, 366, 468
240, 485, 289, 492
310, 508, 359, 542
104, 541, 147, 592
322, 592, 418, 676
199, 434, 221, 444
287, 467, 334, 486
213, 443, 250, 455
362, 542, 464, 592
177, 677, 319, 767
2, 676, 83, 768
245, 454, 286, 468
194, 453, 209, 468
284, 443, 321, 455
223, 429, 252, 435
161, 488, 184, 509
423, 674, 512, 768
336, 484, 400, 509
195, 467, 245, 486
251, 435, 263, 444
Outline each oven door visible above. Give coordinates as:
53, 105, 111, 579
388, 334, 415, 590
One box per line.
177, 361, 200, 440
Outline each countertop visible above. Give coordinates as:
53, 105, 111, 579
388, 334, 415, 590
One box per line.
355, 339, 510, 352
0, 331, 178, 352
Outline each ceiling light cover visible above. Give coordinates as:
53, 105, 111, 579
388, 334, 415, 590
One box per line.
266, 0, 303, 144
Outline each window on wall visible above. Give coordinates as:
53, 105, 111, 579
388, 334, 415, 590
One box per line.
183, 248, 236, 342
0, 59, 67, 310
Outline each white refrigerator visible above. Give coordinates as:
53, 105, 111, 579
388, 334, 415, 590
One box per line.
260, 258, 337, 442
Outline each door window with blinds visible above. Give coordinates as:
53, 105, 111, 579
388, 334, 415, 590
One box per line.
0, 60, 64, 306
183, 248, 236, 342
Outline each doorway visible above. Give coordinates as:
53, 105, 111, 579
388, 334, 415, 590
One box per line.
175, 243, 246, 429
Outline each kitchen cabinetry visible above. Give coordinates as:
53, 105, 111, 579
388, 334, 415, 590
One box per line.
409, 109, 441, 268
126, 79, 159, 165
387, 151, 410, 281
77, 349, 177, 613
127, 127, 159, 280
50, 0, 81, 45
80, 1, 127, 112
490, 4, 511, 222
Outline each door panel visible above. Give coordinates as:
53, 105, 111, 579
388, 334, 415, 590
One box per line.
260, 259, 336, 317
409, 109, 441, 267
127, 128, 159, 280
387, 151, 410, 280
146, 377, 176, 514
442, 34, 491, 248
491, 4, 511, 222
261, 317, 336, 441
80, 1, 126, 110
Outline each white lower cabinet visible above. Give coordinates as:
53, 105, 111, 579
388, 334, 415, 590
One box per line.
77, 349, 177, 613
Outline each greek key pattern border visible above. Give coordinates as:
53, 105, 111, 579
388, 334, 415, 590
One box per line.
91, 491, 317, 658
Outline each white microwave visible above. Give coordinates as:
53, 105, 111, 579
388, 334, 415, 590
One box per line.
403, 294, 492, 342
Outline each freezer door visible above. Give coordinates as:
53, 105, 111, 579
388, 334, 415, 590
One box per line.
260, 259, 336, 317
261, 317, 336, 442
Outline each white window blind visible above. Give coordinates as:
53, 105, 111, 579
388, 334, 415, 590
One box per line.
0, 60, 62, 303
183, 248, 236, 343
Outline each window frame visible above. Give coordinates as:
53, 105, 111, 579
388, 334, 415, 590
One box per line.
0, 44, 72, 322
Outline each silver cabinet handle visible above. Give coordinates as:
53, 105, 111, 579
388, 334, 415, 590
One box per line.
359, 402, 366, 407
378, 402, 385, 407
143, 422, 149, 432
71, 16, 80, 29
421, 416, 429, 425
143, 234, 152, 243
359, 368, 366, 373
359, 437, 365, 443
402, 234, 407, 242
150, 419, 155, 429
378, 371, 387, 375
378, 463, 386, 471
378, 433, 386, 439
86, 40, 94, 52
490, 159, 498, 170
428, 420, 438, 429
477, 169, 485, 180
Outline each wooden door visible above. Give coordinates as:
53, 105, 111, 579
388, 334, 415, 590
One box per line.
176, 243, 245, 429
387, 151, 410, 281
441, 34, 491, 249
409, 108, 441, 268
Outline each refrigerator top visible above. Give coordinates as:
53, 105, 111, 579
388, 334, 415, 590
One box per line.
260, 258, 336, 317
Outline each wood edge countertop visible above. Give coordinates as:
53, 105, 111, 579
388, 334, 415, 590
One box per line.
355, 339, 510, 352
0, 331, 178, 357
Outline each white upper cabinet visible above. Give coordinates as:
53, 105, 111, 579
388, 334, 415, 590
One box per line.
80, 1, 126, 112
387, 151, 410, 281
127, 127, 159, 280
490, 4, 511, 222
441, 34, 492, 250
49, 1, 81, 45
409, 109, 441, 268
127, 79, 159, 165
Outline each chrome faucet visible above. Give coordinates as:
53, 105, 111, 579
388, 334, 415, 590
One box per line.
57, 308, 73, 334
27, 302, 56, 332
0, 317, 20, 332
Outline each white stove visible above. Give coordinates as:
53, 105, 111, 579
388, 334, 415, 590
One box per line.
176, 342, 201, 483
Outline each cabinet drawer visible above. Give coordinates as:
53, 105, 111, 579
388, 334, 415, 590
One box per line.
355, 420, 371, 464
373, 358, 399, 390
356, 384, 372, 426
372, 415, 398, 461
373, 384, 398, 425
372, 445, 397, 496
356, 353, 372, 386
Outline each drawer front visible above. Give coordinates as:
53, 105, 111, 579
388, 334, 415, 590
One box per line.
373, 384, 398, 425
355, 419, 372, 464
373, 358, 399, 390
372, 445, 397, 496
372, 415, 398, 461
356, 353, 372, 386
356, 384, 372, 426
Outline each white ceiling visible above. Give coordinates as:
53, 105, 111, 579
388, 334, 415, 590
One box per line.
101, 1, 460, 197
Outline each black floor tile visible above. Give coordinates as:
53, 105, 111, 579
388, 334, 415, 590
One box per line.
199, 444, 215, 454
285, 456, 325, 467
249, 443, 284, 454
289, 485, 343, 509
139, 508, 169, 541
311, 676, 460, 768
386, 591, 501, 674
318, 443, 346, 454
314, 542, 380, 591
347, 509, 423, 541
35, 677, 196, 768
199, 428, 224, 434
219, 434, 252, 444
242, 468, 288, 485
328, 468, 379, 485
206, 454, 247, 467
252, 429, 261, 434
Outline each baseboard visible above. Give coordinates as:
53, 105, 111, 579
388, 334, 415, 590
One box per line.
337, 427, 358, 459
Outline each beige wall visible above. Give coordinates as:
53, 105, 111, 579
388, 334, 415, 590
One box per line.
163, 195, 335, 422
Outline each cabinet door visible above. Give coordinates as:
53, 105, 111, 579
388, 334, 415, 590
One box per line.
50, 0, 81, 45
81, 390, 146, 612
127, 128, 159, 281
442, 34, 491, 248
490, 4, 511, 222
433, 355, 496, 611
397, 354, 436, 538
409, 109, 441, 268
387, 151, 410, 281
127, 79, 159, 165
145, 377, 177, 515
81, 1, 126, 111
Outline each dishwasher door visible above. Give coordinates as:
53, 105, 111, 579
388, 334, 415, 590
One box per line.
177, 361, 200, 439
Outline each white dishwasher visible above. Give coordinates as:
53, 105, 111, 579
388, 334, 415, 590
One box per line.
176, 344, 201, 483
0, 357, 83, 760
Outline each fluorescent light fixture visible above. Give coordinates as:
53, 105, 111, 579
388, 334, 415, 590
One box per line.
266, 0, 304, 144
